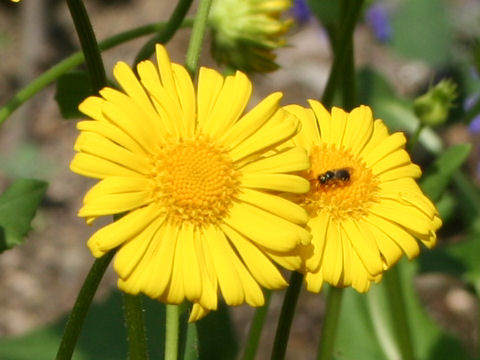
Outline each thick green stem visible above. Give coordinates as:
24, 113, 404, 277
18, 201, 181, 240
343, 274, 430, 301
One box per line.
242, 290, 272, 360
271, 272, 303, 360
321, 0, 364, 108
316, 287, 344, 360
66, 0, 107, 92
134, 0, 194, 65
56, 251, 115, 360
0, 19, 193, 125
185, 0, 213, 76
384, 266, 415, 360
165, 304, 180, 360
123, 294, 149, 360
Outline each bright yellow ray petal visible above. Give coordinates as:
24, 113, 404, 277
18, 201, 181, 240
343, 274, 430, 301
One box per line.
222, 224, 287, 289
224, 202, 310, 252
263, 247, 303, 270
193, 228, 218, 310
172, 63, 196, 138
305, 213, 330, 272
155, 44, 178, 97
228, 108, 299, 162
204, 226, 244, 306
342, 105, 374, 154
230, 250, 265, 307
304, 269, 324, 293
160, 229, 185, 304
86, 204, 159, 257
77, 120, 145, 155
377, 163, 422, 181
371, 149, 412, 175
218, 92, 282, 149
83, 176, 152, 205
241, 173, 310, 194
308, 99, 333, 143
114, 216, 164, 279
341, 218, 383, 276
197, 67, 224, 132
359, 119, 390, 157
366, 213, 420, 260
70, 153, 142, 179
364, 221, 403, 269
362, 132, 407, 168
181, 224, 202, 301
329, 107, 348, 145
340, 233, 353, 287
350, 249, 373, 293
284, 104, 320, 149
74, 132, 151, 174
201, 71, 252, 139
369, 198, 434, 236
78, 192, 152, 218
189, 303, 210, 322
237, 188, 308, 224
321, 221, 344, 286
240, 146, 309, 174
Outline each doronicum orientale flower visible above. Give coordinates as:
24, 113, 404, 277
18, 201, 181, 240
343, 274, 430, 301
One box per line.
70, 44, 312, 322
209, 0, 293, 73
285, 101, 441, 293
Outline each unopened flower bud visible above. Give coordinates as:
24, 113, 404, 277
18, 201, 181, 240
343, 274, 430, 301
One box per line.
413, 79, 457, 126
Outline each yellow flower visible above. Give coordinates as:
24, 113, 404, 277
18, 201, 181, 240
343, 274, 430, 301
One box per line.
285, 102, 441, 293
209, 0, 293, 73
70, 44, 312, 321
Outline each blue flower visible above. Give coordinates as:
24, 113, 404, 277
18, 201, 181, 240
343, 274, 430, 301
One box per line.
365, 4, 392, 43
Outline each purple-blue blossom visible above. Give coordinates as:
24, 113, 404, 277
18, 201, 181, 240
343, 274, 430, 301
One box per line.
365, 4, 392, 43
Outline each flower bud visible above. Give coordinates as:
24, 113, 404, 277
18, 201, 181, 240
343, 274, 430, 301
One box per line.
413, 79, 457, 126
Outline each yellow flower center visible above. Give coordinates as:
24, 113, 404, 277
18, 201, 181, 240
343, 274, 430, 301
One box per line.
150, 138, 240, 226
302, 143, 379, 221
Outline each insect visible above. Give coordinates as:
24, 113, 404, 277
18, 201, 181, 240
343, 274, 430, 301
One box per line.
317, 168, 352, 185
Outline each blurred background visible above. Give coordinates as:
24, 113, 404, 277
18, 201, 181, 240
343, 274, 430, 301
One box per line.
1, 0, 480, 359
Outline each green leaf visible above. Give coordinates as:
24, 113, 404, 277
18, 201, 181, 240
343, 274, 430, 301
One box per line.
421, 144, 472, 202
336, 260, 470, 359
446, 218, 480, 294
307, 0, 340, 28
391, 0, 452, 66
0, 179, 48, 253
55, 71, 94, 119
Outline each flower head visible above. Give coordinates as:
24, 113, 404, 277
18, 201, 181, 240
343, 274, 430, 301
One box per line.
70, 45, 312, 321
285, 102, 441, 293
414, 79, 457, 127
209, 0, 293, 73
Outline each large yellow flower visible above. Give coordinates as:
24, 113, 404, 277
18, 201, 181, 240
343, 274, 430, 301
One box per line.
285, 101, 441, 293
70, 44, 312, 321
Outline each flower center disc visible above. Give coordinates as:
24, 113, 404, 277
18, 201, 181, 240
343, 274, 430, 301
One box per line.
303, 143, 379, 221
151, 139, 240, 226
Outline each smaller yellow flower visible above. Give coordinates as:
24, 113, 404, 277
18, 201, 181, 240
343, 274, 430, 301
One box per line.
286, 102, 441, 293
209, 0, 293, 73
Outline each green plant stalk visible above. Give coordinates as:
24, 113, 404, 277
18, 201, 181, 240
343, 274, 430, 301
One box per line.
182, 321, 199, 360
123, 294, 149, 360
241, 290, 272, 360
408, 123, 425, 152
185, 0, 213, 76
316, 287, 344, 360
134, 0, 194, 65
0, 19, 193, 125
270, 272, 303, 360
66, 0, 107, 92
165, 304, 180, 360
321, 0, 365, 108
55, 251, 115, 360
383, 267, 415, 360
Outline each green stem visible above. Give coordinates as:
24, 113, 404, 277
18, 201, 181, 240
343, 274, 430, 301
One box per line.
56, 251, 115, 360
271, 272, 303, 360
66, 0, 107, 92
185, 0, 213, 76
123, 294, 149, 360
321, 0, 364, 108
0, 19, 193, 125
408, 123, 425, 152
383, 266, 415, 360
134, 0, 194, 65
242, 290, 272, 360
165, 304, 180, 360
316, 287, 344, 360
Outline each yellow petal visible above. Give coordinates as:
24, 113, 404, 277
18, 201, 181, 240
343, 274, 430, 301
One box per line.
240, 146, 309, 174
342, 105, 374, 154
241, 173, 310, 194
86, 204, 159, 257
78, 191, 152, 218
284, 104, 321, 149
70, 153, 142, 179
222, 224, 287, 289
180, 224, 202, 301
83, 176, 152, 205
237, 188, 308, 224
308, 99, 333, 143
362, 132, 407, 168
197, 67, 224, 132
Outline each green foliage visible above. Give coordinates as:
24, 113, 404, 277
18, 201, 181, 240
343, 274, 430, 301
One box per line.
391, 0, 452, 66
307, 0, 340, 28
55, 71, 94, 119
336, 261, 470, 360
421, 144, 472, 202
0, 179, 48, 253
